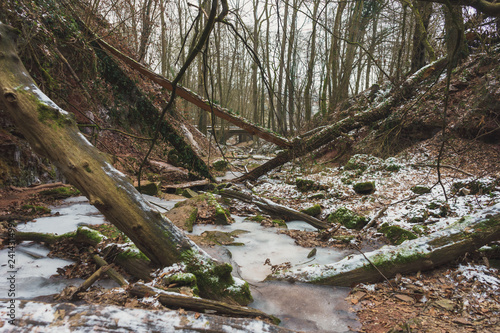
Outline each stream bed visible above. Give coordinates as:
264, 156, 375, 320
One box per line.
1, 196, 359, 332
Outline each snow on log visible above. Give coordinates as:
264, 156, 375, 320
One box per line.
0, 300, 295, 332
267, 204, 500, 286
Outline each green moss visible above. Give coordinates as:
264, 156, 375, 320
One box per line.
181, 250, 253, 305
185, 207, 198, 232
379, 223, 418, 245
385, 164, 401, 172
328, 207, 368, 229
212, 159, 229, 172
249, 215, 265, 222
272, 219, 287, 228
40, 186, 80, 199
115, 244, 150, 262
93, 224, 123, 239
411, 186, 431, 195
21, 205, 51, 214
295, 178, 316, 192
301, 204, 322, 217
344, 159, 368, 172
136, 182, 159, 196
76, 226, 105, 246
452, 179, 498, 196
353, 181, 376, 195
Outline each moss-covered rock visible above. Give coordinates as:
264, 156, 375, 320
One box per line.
272, 219, 287, 228
301, 204, 322, 217
212, 159, 229, 172
175, 188, 198, 198
411, 185, 431, 195
135, 181, 160, 196
328, 207, 368, 229
295, 178, 316, 192
379, 223, 418, 245
353, 181, 376, 194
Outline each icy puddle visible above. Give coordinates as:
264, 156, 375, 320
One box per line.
193, 217, 359, 332
3, 196, 359, 332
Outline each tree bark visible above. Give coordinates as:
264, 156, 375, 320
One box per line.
130, 284, 279, 323
267, 207, 500, 286
235, 57, 448, 182
92, 34, 291, 148
0, 23, 250, 305
219, 188, 328, 229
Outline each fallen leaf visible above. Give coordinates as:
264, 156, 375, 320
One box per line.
434, 299, 455, 311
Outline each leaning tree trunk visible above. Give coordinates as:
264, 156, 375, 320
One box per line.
236, 57, 448, 182
268, 205, 500, 286
0, 23, 250, 305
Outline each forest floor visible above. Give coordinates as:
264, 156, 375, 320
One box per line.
1, 134, 499, 332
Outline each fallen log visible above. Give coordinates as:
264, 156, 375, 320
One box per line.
235, 58, 448, 182
129, 283, 279, 324
0, 23, 250, 305
70, 12, 290, 148
219, 188, 328, 229
267, 204, 500, 286
0, 299, 295, 332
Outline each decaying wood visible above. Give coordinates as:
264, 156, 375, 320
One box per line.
0, 299, 295, 332
72, 14, 290, 148
268, 208, 500, 286
93, 255, 129, 287
235, 58, 448, 182
129, 284, 279, 323
219, 188, 328, 229
0, 24, 251, 306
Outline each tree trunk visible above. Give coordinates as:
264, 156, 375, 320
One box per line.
91, 30, 291, 148
0, 23, 250, 305
219, 188, 328, 229
268, 207, 500, 286
0, 300, 294, 332
236, 57, 447, 182
304, 0, 320, 123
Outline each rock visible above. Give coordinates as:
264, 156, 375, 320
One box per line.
212, 159, 229, 171
328, 207, 368, 230
353, 181, 376, 194
175, 188, 198, 198
134, 181, 160, 196
164, 206, 198, 232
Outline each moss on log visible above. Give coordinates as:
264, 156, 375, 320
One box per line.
268, 206, 500, 286
0, 23, 251, 305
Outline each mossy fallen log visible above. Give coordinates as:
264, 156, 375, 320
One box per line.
267, 205, 500, 286
219, 188, 328, 229
0, 23, 250, 305
236, 58, 448, 182
0, 299, 295, 332
129, 283, 279, 324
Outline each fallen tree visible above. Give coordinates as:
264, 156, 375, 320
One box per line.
0, 22, 251, 305
219, 187, 328, 229
235, 58, 448, 182
0, 300, 294, 332
66, 1, 290, 149
267, 205, 500, 286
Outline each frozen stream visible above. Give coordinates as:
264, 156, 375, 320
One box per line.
1, 196, 359, 332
